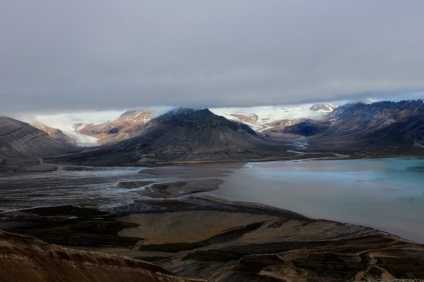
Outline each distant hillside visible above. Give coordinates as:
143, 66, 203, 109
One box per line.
284, 100, 424, 156
75, 110, 154, 144
0, 117, 77, 158
0, 117, 78, 171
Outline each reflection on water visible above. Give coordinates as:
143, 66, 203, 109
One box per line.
208, 158, 424, 243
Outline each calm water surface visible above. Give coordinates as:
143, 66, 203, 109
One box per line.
208, 158, 424, 243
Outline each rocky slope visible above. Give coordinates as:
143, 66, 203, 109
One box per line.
0, 117, 77, 158
285, 100, 424, 156
54, 108, 295, 165
0, 117, 78, 171
75, 110, 154, 144
0, 230, 202, 282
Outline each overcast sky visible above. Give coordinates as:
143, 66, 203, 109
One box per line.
1, 0, 423, 116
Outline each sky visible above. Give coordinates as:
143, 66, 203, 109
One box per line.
1, 0, 424, 116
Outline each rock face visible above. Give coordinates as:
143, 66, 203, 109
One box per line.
75, 110, 154, 144
57, 108, 291, 165
0, 230, 202, 282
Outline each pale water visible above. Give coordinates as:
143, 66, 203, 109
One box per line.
208, 158, 424, 243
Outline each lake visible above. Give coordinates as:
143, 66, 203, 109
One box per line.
208, 158, 424, 243
0, 158, 423, 243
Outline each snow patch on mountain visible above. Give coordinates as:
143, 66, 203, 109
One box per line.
31, 111, 123, 146
210, 103, 335, 132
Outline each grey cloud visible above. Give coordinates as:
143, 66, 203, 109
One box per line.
1, 0, 424, 115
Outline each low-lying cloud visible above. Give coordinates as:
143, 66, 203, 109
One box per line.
1, 0, 423, 116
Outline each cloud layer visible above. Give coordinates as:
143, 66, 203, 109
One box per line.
1, 0, 423, 115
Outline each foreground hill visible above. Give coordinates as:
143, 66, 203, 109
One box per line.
55, 108, 294, 165
5, 193, 424, 281
0, 230, 202, 282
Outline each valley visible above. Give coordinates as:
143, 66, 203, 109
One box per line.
1, 161, 424, 281
1, 100, 424, 281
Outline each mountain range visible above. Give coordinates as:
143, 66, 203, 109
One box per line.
32, 103, 336, 145
1, 100, 424, 281
285, 100, 424, 157
51, 108, 294, 166
1, 100, 423, 170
